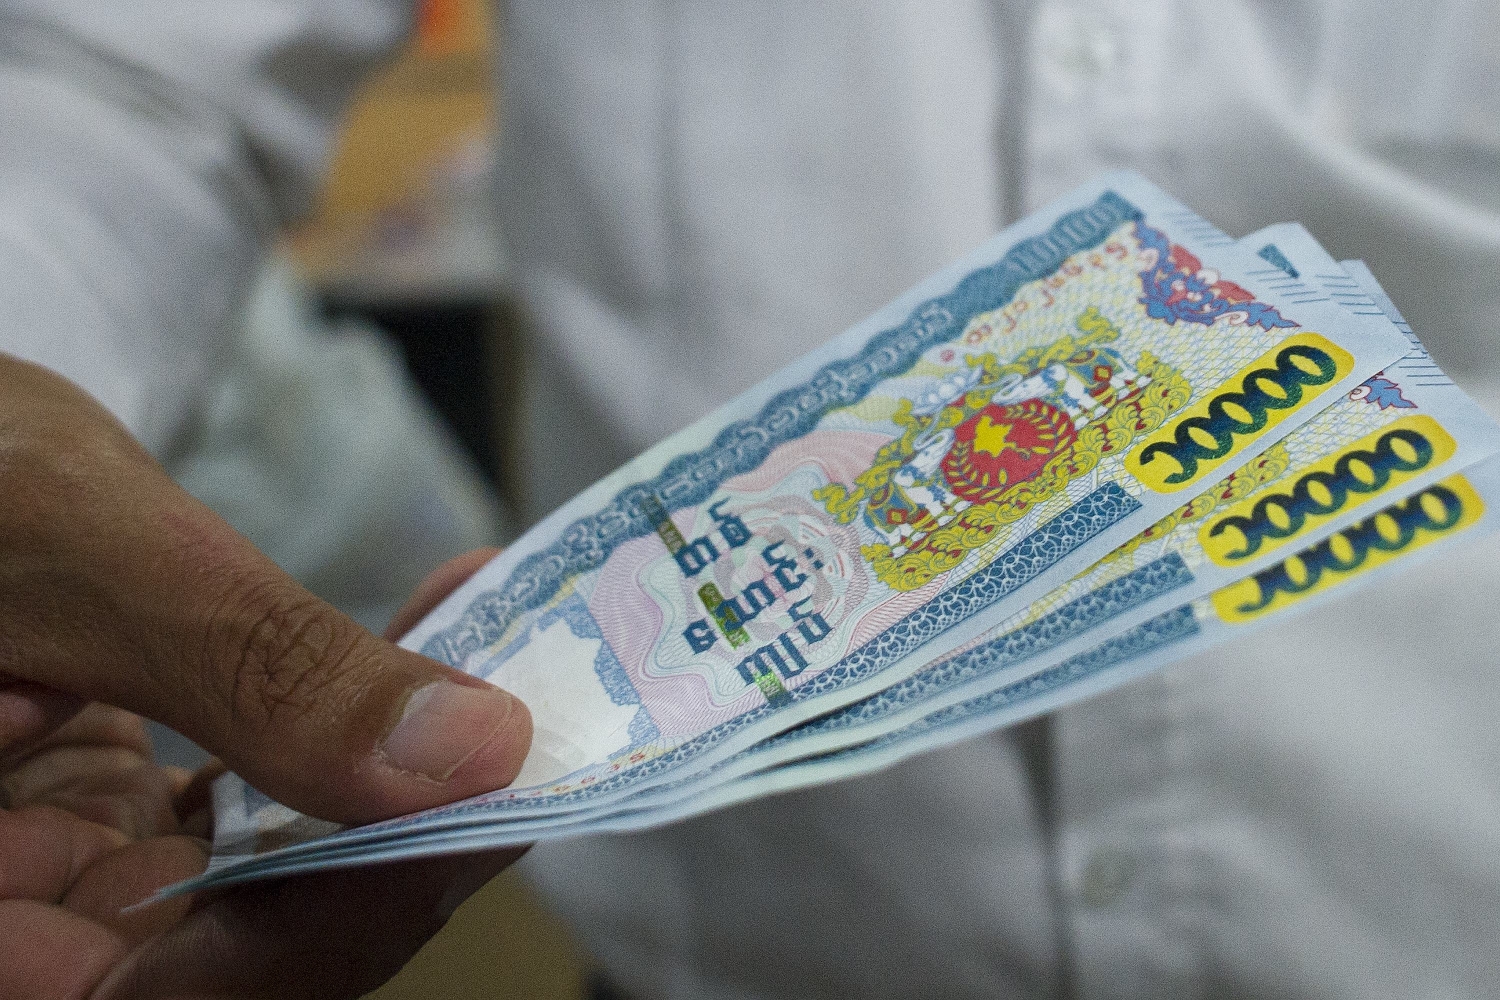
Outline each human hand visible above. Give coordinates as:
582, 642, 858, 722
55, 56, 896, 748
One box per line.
0, 701, 522, 999
0, 351, 533, 997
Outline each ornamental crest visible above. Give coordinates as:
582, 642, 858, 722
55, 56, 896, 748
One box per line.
815, 306, 1193, 591
1136, 223, 1296, 331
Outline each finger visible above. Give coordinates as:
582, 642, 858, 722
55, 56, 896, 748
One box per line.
60, 835, 208, 943
96, 848, 525, 1000
174, 759, 226, 839
175, 759, 225, 818
1, 706, 177, 840
0, 357, 531, 824
0, 680, 85, 761
3, 747, 180, 841
0, 805, 127, 903
384, 547, 502, 642
163, 765, 195, 798
7, 704, 153, 763
0, 900, 126, 1000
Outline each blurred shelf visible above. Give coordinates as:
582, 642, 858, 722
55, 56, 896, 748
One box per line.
286, 0, 505, 306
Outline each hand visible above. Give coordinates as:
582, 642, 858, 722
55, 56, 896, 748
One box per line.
0, 351, 533, 997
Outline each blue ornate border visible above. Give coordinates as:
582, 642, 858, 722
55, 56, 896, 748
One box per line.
423, 191, 1143, 664
759, 551, 1194, 747
850, 602, 1203, 756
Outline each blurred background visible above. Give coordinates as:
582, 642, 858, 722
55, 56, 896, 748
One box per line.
288, 0, 513, 512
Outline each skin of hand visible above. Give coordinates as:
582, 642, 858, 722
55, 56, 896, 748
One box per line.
0, 350, 535, 998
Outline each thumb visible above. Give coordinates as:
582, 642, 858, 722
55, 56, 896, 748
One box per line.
0, 355, 531, 824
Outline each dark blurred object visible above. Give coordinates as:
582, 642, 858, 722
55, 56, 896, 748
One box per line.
586, 974, 640, 1000
321, 297, 500, 490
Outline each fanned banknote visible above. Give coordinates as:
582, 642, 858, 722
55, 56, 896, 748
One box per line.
504, 244, 1500, 826
183, 234, 1500, 887
579, 229, 1500, 784
394, 237, 1500, 833
171, 173, 1424, 894
181, 457, 1500, 887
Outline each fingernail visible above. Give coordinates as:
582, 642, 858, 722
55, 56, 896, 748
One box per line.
379, 681, 521, 782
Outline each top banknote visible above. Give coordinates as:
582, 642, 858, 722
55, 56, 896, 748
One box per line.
365, 171, 1409, 829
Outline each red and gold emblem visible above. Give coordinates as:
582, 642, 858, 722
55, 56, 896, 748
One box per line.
942, 399, 1077, 504
814, 308, 1194, 591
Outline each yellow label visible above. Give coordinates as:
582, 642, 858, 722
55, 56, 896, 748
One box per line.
1126, 332, 1354, 493
1198, 413, 1457, 566
1211, 473, 1483, 623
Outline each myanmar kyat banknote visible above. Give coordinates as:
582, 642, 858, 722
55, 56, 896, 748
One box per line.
201, 175, 1415, 854
192, 229, 1499, 882
189, 456, 1500, 886
524, 237, 1500, 816
181, 173, 1421, 887
592, 228, 1500, 783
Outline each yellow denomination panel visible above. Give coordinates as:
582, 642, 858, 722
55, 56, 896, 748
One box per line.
1211, 473, 1483, 624
1197, 413, 1458, 566
1126, 332, 1354, 493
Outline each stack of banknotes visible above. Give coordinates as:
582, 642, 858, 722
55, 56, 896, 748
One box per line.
164, 172, 1500, 898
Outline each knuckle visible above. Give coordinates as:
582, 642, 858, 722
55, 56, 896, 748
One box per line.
209, 579, 372, 728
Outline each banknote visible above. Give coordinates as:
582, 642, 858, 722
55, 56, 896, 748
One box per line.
192, 232, 1497, 883
620, 230, 1500, 772
513, 240, 1500, 817
178, 456, 1500, 889
181, 174, 1413, 887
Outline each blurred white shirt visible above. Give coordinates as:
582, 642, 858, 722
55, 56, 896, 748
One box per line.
3, 2, 1499, 998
